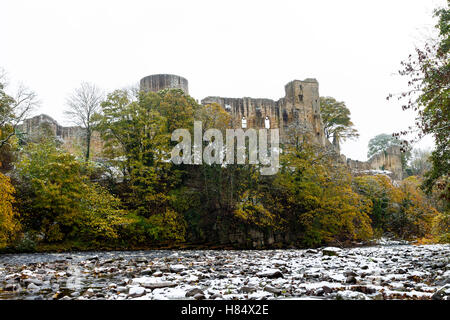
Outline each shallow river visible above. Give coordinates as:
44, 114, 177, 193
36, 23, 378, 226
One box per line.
0, 243, 449, 300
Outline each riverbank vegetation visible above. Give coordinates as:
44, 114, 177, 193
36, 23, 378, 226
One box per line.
0, 86, 447, 252
0, 4, 448, 253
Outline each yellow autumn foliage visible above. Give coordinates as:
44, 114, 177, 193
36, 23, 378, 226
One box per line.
16, 141, 130, 243
271, 144, 374, 246
0, 173, 20, 248
353, 174, 440, 240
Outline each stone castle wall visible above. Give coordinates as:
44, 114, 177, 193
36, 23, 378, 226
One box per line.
18, 114, 103, 158
346, 145, 403, 180
200, 79, 327, 147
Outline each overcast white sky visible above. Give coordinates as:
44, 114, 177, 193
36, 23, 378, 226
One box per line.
1, 0, 446, 161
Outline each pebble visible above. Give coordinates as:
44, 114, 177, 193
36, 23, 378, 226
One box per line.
185, 288, 204, 297
264, 286, 281, 295
128, 286, 145, 298
193, 293, 205, 300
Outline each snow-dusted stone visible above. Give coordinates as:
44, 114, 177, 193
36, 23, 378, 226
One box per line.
84, 288, 95, 297
432, 284, 450, 300
24, 278, 43, 286
164, 288, 186, 299
271, 260, 287, 267
240, 286, 257, 294
141, 268, 153, 276
132, 277, 177, 289
264, 286, 281, 295
248, 291, 272, 300
328, 273, 346, 282
256, 269, 283, 279
193, 293, 205, 300
170, 264, 186, 273
186, 275, 199, 283
27, 283, 40, 292
4, 273, 20, 281
128, 286, 145, 298
186, 288, 204, 297
116, 286, 128, 293
337, 290, 369, 300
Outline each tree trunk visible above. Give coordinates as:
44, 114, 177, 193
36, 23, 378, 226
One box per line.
85, 129, 91, 161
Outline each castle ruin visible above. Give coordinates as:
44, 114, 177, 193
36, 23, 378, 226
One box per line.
18, 74, 404, 180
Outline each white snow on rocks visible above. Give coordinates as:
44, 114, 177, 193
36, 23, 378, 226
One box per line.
0, 243, 449, 300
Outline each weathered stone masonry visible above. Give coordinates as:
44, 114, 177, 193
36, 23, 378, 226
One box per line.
17, 114, 103, 159
200, 78, 327, 148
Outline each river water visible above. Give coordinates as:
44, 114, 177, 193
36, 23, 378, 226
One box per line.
0, 243, 449, 300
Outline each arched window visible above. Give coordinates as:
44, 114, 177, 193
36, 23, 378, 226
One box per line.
264, 116, 270, 129
241, 117, 247, 129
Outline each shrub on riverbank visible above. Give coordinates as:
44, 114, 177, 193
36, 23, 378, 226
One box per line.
15, 141, 131, 244
272, 144, 373, 247
353, 175, 440, 241
1, 89, 447, 252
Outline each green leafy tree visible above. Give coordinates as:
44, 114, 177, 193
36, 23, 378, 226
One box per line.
95, 88, 199, 242
392, 3, 449, 203
320, 96, 359, 141
16, 140, 129, 242
273, 143, 373, 246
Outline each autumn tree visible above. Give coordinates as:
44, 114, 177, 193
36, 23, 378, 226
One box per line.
0, 173, 20, 248
432, 210, 450, 243
392, 3, 449, 202
353, 175, 439, 240
273, 142, 373, 246
320, 96, 359, 142
65, 82, 103, 161
95, 88, 199, 242
15, 140, 129, 243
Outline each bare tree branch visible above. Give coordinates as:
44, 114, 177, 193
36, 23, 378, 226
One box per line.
64, 82, 103, 161
0, 73, 39, 148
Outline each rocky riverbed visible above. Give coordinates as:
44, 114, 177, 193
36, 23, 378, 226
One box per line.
0, 242, 449, 300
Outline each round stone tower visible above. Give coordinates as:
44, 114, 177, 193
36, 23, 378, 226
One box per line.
140, 74, 189, 94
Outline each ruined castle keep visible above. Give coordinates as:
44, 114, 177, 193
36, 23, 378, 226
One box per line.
140, 74, 189, 95
201, 78, 328, 148
18, 74, 403, 180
